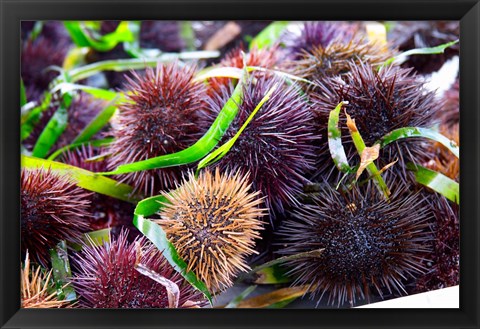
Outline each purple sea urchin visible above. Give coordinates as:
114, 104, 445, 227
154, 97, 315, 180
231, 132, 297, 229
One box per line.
284, 22, 354, 59
21, 36, 71, 101
310, 62, 438, 181
415, 197, 459, 292
107, 62, 210, 196
289, 38, 391, 94
72, 230, 207, 308
60, 145, 136, 233
155, 169, 265, 293
277, 182, 432, 307
21, 168, 91, 266
207, 76, 317, 215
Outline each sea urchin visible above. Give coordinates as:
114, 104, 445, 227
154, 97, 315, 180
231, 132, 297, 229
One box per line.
155, 168, 265, 293
277, 182, 432, 307
72, 230, 208, 308
107, 62, 210, 196
21, 168, 91, 266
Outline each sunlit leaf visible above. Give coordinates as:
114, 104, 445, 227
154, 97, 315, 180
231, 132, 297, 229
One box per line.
100, 72, 245, 175
64, 21, 134, 52
249, 21, 289, 50
31, 101, 68, 158
197, 83, 278, 171
84, 228, 111, 247
51, 82, 127, 102
407, 163, 459, 204
47, 137, 113, 161
67, 51, 220, 82
21, 155, 140, 203
377, 126, 459, 158
384, 39, 459, 66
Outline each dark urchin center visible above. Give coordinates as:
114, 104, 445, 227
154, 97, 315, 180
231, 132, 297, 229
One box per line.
322, 210, 392, 278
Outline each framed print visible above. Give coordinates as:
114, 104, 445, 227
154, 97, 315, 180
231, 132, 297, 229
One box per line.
1, 0, 479, 328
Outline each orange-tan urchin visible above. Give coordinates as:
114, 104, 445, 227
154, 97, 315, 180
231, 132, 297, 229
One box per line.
155, 169, 266, 293
21, 251, 71, 308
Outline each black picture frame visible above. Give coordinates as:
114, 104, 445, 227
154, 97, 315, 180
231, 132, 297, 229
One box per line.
1, 0, 479, 328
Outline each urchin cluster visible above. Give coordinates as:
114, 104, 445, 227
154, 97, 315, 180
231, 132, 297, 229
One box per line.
277, 182, 432, 307
207, 76, 317, 216
21, 168, 91, 266
155, 169, 265, 293
289, 38, 391, 94
284, 22, 354, 59
107, 62, 210, 196
310, 62, 439, 181
72, 230, 207, 308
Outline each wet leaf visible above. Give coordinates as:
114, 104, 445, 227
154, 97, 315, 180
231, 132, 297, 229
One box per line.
225, 285, 257, 308
407, 163, 459, 204
22, 155, 140, 203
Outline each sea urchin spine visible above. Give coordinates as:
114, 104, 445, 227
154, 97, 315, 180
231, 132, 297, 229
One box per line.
277, 182, 432, 307
155, 168, 266, 293
21, 168, 92, 266
72, 230, 207, 308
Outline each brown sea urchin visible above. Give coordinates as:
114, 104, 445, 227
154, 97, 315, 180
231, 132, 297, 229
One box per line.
21, 251, 71, 308
72, 230, 207, 308
21, 168, 91, 266
310, 62, 439, 181
277, 182, 432, 307
155, 169, 265, 292
206, 76, 317, 216
107, 62, 210, 196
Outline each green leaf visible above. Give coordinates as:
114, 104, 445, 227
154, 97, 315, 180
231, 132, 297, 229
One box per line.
193, 66, 244, 82
133, 197, 213, 305
51, 82, 127, 102
64, 21, 134, 52
31, 101, 68, 158
21, 155, 140, 203
47, 137, 113, 161
225, 285, 257, 308
84, 228, 111, 247
328, 101, 352, 173
21, 92, 52, 141
100, 72, 245, 175
49, 241, 76, 301
67, 51, 220, 82
384, 39, 459, 66
249, 21, 289, 50
346, 111, 391, 200
197, 82, 278, 171
180, 21, 196, 51
62, 47, 89, 70
377, 127, 459, 158
72, 103, 117, 144
20, 79, 27, 107
407, 163, 459, 204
